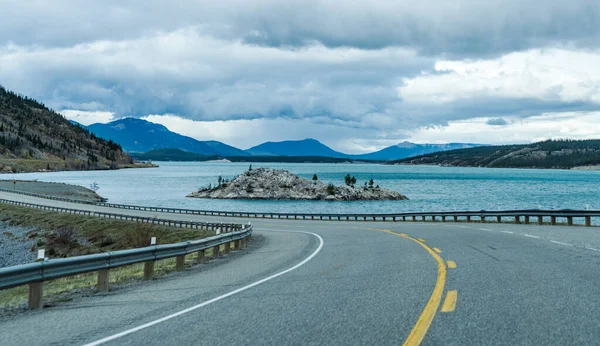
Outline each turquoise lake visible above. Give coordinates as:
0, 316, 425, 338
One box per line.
4, 162, 600, 214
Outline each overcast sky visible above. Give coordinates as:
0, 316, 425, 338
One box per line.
1, 0, 600, 153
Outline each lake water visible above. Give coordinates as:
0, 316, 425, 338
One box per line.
3, 162, 600, 214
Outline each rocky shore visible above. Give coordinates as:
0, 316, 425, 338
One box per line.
187, 168, 408, 201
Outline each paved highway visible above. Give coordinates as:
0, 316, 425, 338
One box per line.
1, 191, 600, 345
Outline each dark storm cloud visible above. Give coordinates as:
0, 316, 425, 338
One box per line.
2, 1, 600, 57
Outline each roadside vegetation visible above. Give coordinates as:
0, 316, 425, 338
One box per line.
0, 203, 214, 257
0, 203, 224, 309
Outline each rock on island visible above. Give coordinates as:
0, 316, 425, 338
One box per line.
187, 168, 408, 201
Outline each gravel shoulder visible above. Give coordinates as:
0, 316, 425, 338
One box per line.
0, 222, 35, 267
0, 180, 105, 202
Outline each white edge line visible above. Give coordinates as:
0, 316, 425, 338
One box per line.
522, 234, 540, 239
84, 230, 324, 346
550, 240, 573, 247
479, 228, 494, 232
500, 231, 514, 234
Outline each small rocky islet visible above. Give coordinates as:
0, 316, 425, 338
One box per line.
187, 168, 408, 201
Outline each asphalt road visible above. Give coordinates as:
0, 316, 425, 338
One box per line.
1, 191, 600, 345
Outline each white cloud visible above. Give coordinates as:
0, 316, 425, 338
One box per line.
61, 110, 115, 125
407, 111, 600, 144
398, 49, 600, 104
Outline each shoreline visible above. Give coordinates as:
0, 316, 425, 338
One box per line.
394, 163, 600, 171
0, 161, 158, 174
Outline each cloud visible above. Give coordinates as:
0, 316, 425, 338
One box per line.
1, 2, 600, 150
61, 110, 115, 125
399, 49, 600, 104
0, 28, 429, 125
397, 48, 600, 122
486, 118, 509, 126
1, 1, 600, 57
407, 112, 600, 145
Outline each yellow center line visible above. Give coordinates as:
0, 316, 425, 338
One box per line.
417, 238, 426, 243
441, 290, 458, 312
376, 229, 447, 346
447, 260, 456, 269
433, 247, 442, 254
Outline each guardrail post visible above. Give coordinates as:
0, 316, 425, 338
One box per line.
453, 216, 458, 222
515, 216, 520, 224
497, 216, 501, 223
197, 250, 205, 264
28, 282, 43, 309
144, 261, 155, 280
537, 216, 543, 225
466, 216, 471, 223
586, 216, 592, 227
224, 242, 231, 254
567, 216, 573, 226
213, 245, 220, 259
176, 255, 185, 272
234, 239, 240, 249
551, 216, 556, 225
524, 216, 530, 225
97, 269, 109, 292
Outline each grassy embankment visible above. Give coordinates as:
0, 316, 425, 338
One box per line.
0, 204, 230, 308
0, 158, 156, 173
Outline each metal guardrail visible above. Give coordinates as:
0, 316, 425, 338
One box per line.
0, 188, 598, 226
0, 225, 253, 308
0, 197, 242, 232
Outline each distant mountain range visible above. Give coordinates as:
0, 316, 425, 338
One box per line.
86, 118, 249, 156
246, 138, 481, 160
85, 117, 483, 161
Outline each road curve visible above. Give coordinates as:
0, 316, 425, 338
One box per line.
2, 191, 600, 345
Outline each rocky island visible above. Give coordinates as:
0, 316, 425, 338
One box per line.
187, 168, 408, 201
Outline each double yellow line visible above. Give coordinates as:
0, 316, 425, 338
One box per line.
377, 230, 450, 346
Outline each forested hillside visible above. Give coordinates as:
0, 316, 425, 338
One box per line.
394, 139, 600, 169
0, 86, 132, 172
